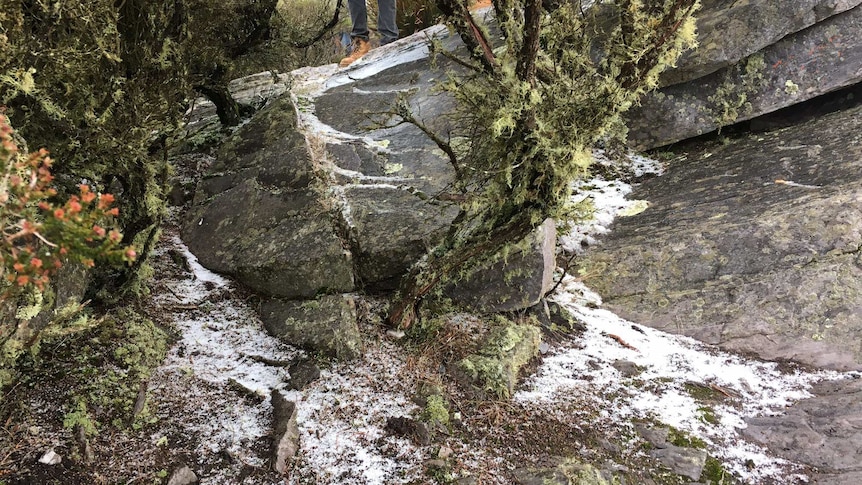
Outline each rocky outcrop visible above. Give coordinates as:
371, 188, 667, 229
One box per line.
580, 104, 862, 371
183, 96, 354, 299
663, 0, 862, 86
444, 218, 556, 313
182, 27, 557, 360
628, 4, 862, 149
742, 376, 862, 485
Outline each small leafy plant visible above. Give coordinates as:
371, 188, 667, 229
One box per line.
0, 114, 135, 299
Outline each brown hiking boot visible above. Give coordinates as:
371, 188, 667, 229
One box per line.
339, 38, 371, 67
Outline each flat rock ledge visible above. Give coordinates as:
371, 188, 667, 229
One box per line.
628, 4, 862, 149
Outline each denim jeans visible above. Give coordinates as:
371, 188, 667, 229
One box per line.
347, 0, 399, 45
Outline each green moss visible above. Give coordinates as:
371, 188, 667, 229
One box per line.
63, 400, 99, 437
421, 394, 450, 426
457, 318, 541, 399
697, 406, 720, 426
557, 459, 612, 485
683, 382, 724, 401
700, 456, 731, 484
20, 308, 170, 431
705, 53, 766, 127
667, 427, 707, 449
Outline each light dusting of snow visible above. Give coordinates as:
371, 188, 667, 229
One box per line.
287, 341, 425, 484
517, 165, 848, 483
156, 235, 299, 394
160, 25, 852, 485
322, 26, 448, 91
560, 152, 663, 254
151, 233, 300, 470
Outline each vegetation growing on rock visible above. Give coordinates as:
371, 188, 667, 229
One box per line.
387, 0, 700, 327
456, 316, 541, 398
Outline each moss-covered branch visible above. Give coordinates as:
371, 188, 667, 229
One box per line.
388, 0, 699, 327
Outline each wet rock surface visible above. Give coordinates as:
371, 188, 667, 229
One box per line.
582, 103, 862, 371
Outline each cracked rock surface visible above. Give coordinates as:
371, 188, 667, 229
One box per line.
581, 103, 862, 372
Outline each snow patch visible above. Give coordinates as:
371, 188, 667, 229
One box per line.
288, 341, 425, 484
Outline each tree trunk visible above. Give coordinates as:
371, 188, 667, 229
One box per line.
195, 84, 242, 127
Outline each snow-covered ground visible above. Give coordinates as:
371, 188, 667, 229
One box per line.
151, 158, 849, 484
150, 29, 854, 485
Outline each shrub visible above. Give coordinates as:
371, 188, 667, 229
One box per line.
0, 115, 135, 299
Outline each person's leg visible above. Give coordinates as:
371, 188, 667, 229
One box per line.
347, 0, 370, 41
377, 0, 398, 45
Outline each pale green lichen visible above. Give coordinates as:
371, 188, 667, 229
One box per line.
421, 394, 450, 426
705, 53, 766, 127
14, 288, 44, 321
457, 317, 541, 399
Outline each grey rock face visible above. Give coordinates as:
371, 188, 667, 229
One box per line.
663, 0, 862, 86
261, 294, 363, 360
296, 32, 556, 311
341, 185, 459, 290
270, 390, 300, 474
445, 219, 557, 313
649, 446, 708, 481
287, 359, 321, 391
582, 104, 862, 371
629, 5, 862, 149
742, 377, 862, 480
184, 28, 555, 337
183, 96, 354, 298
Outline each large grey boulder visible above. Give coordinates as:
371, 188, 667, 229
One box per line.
663, 0, 862, 86
183, 96, 354, 298
292, 31, 556, 310
580, 103, 862, 371
628, 4, 862, 149
260, 294, 363, 360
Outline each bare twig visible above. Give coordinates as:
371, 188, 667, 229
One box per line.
602, 332, 638, 352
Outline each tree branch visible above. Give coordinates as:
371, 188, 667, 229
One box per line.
289, 0, 345, 48
516, 0, 543, 83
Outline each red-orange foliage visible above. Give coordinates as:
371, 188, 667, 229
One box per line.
0, 115, 135, 299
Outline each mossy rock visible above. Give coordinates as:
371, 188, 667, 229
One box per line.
260, 294, 363, 360
514, 459, 612, 485
455, 318, 541, 399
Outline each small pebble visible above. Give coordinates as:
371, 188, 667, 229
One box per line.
38, 449, 61, 465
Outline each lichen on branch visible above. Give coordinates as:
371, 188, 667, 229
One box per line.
387, 0, 699, 327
